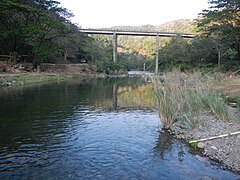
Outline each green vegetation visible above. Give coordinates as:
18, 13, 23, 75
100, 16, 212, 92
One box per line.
92, 0, 239, 72
0, 73, 76, 86
152, 71, 229, 129
1, 1, 239, 73
0, 0, 94, 65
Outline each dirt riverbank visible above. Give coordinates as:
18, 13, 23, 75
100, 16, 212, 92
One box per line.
0, 62, 97, 87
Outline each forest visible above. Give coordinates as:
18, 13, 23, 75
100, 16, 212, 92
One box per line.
0, 0, 239, 73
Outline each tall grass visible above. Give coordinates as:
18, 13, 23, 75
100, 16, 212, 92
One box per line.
151, 71, 229, 129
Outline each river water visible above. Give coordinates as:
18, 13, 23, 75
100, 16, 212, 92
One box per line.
0, 78, 239, 179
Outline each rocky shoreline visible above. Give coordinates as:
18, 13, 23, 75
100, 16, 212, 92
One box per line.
170, 107, 240, 173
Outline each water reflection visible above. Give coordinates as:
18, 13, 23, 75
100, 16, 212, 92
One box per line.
0, 78, 154, 150
0, 78, 239, 179
154, 132, 174, 160
117, 82, 154, 109
154, 132, 187, 165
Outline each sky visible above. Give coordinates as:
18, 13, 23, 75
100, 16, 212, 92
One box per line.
58, 0, 210, 28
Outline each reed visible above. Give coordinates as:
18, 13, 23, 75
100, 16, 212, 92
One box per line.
152, 71, 229, 129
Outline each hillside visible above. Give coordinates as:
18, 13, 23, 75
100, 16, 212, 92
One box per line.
156, 19, 196, 33
111, 19, 197, 62
109, 19, 196, 33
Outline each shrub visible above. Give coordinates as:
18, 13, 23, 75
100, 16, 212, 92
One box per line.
96, 61, 123, 74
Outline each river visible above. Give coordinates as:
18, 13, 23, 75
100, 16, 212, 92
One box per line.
0, 78, 239, 179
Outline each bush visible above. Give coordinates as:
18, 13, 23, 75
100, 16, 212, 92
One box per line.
220, 60, 240, 71
96, 61, 123, 74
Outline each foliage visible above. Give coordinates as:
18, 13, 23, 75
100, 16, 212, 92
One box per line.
197, 0, 240, 66
0, 0, 91, 66
1, 0, 239, 73
203, 92, 229, 121
96, 60, 123, 74
90, 19, 198, 73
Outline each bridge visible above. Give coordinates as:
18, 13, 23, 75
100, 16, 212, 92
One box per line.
79, 29, 196, 73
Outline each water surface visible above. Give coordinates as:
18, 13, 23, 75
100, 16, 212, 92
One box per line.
0, 78, 239, 179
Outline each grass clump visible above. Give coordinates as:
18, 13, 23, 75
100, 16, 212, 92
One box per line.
152, 70, 229, 129
203, 92, 229, 121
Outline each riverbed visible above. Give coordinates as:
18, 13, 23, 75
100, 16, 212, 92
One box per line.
0, 78, 239, 179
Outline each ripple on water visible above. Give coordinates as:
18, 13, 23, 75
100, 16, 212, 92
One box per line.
0, 79, 239, 179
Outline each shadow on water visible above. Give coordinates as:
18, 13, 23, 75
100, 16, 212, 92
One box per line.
0, 77, 239, 179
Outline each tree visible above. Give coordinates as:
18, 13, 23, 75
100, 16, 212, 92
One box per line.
190, 36, 218, 65
55, 23, 92, 63
0, 0, 73, 64
159, 36, 191, 67
197, 0, 240, 66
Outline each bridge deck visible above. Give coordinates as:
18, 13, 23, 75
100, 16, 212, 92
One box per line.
79, 29, 196, 38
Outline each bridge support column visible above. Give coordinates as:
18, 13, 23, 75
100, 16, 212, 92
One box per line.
113, 32, 118, 62
155, 33, 159, 74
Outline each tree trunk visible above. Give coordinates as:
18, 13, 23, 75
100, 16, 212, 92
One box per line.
217, 46, 221, 66
237, 43, 240, 60
64, 48, 68, 62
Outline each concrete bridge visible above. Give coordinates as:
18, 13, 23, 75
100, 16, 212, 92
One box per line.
79, 29, 196, 73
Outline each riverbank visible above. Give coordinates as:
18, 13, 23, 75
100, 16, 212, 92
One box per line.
164, 73, 240, 174
170, 106, 240, 173
0, 73, 84, 87
0, 62, 98, 87
0, 62, 129, 87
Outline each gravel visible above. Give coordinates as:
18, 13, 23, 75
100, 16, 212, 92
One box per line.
170, 107, 240, 173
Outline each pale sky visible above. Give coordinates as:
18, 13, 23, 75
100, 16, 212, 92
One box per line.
58, 0, 210, 28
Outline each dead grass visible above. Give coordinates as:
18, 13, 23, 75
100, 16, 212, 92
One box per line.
211, 74, 240, 108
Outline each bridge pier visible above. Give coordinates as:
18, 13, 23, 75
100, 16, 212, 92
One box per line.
80, 29, 195, 66
155, 33, 159, 74
113, 32, 118, 62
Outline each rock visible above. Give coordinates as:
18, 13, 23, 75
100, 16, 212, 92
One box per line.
196, 155, 208, 162
2, 81, 16, 87
199, 176, 213, 180
210, 146, 217, 150
180, 124, 189, 129
2, 81, 12, 87
174, 115, 181, 122
229, 102, 237, 108
18, 64, 25, 70
0, 66, 6, 72
197, 142, 205, 149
